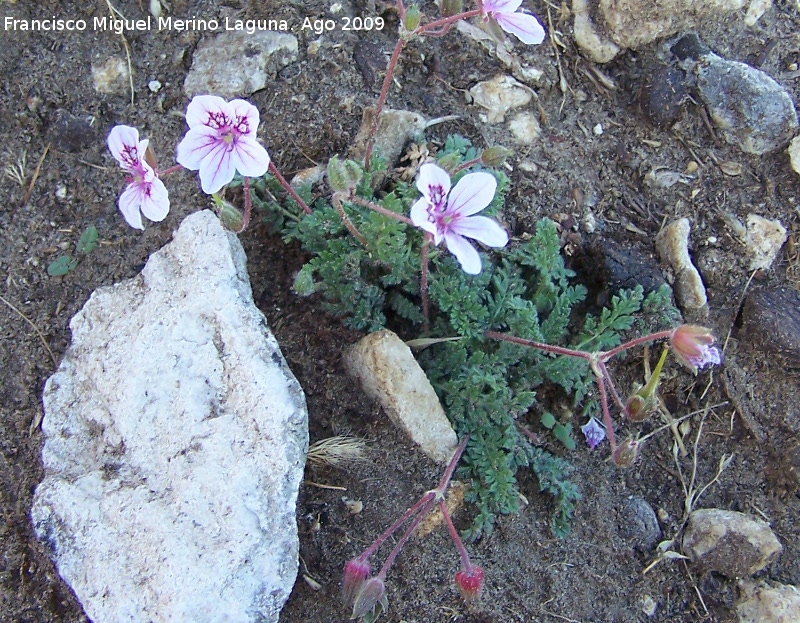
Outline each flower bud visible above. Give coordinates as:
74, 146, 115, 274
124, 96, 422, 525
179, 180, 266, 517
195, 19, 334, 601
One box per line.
292, 264, 317, 297
480, 146, 512, 167
327, 156, 363, 193
612, 437, 640, 468
670, 325, 722, 374
212, 195, 244, 232
436, 152, 461, 173
143, 143, 159, 172
455, 566, 483, 603
440, 0, 463, 17
403, 5, 423, 32
624, 393, 656, 422
351, 577, 388, 620
342, 558, 371, 605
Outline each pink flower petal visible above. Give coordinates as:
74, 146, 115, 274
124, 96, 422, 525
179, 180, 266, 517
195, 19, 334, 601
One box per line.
444, 232, 482, 274
185, 94, 230, 128
452, 215, 509, 247
107, 125, 145, 172
230, 136, 270, 178
198, 143, 237, 194
416, 163, 451, 203
410, 198, 438, 237
138, 177, 170, 223
447, 172, 497, 217
118, 184, 146, 230
229, 99, 260, 137
483, 0, 523, 12
495, 11, 545, 44
176, 126, 222, 171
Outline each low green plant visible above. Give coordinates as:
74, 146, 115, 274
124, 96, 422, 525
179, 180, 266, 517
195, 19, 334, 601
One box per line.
249, 137, 679, 540
47, 225, 99, 276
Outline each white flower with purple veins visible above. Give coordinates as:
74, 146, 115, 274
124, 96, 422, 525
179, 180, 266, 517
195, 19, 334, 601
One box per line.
581, 417, 606, 449
481, 0, 546, 45
176, 95, 270, 194
410, 163, 509, 275
107, 125, 169, 230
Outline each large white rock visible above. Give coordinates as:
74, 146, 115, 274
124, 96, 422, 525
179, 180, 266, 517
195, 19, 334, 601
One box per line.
737, 580, 800, 623
31, 211, 307, 623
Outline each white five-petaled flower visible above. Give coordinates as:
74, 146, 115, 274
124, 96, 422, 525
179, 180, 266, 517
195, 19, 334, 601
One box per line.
107, 125, 170, 230
176, 95, 271, 194
410, 163, 509, 275
481, 0, 546, 45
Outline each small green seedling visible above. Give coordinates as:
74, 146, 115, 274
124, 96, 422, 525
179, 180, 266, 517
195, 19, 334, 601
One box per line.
47, 225, 98, 276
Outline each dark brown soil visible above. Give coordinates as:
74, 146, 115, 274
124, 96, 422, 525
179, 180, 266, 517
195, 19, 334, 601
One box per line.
2, 1, 799, 622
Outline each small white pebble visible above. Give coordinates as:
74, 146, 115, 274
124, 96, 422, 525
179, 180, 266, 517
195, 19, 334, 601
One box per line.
148, 80, 162, 93
707, 236, 717, 244
55, 184, 68, 200
330, 2, 343, 13
593, 123, 604, 136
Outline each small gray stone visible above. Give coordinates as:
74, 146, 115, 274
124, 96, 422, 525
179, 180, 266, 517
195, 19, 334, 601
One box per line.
31, 211, 307, 623
344, 330, 458, 464
350, 108, 427, 167
618, 496, 662, 551
682, 509, 783, 577
184, 31, 298, 98
737, 579, 800, 623
675, 35, 798, 155
92, 56, 130, 94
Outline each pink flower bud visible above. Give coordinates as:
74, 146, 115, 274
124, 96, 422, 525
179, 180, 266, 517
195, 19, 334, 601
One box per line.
342, 558, 371, 605
670, 325, 722, 374
455, 566, 483, 603
351, 577, 388, 620
612, 437, 640, 468
624, 393, 656, 422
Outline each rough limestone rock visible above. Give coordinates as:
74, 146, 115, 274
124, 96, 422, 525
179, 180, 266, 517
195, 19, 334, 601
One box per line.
789, 135, 800, 176
744, 214, 787, 271
655, 218, 708, 312
468, 75, 533, 124
31, 211, 308, 623
737, 579, 800, 623
344, 330, 458, 464
682, 509, 783, 577
184, 30, 298, 97
91, 55, 130, 94
573, 0, 746, 62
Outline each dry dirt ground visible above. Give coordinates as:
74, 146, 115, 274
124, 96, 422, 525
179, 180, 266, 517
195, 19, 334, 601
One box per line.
2, 0, 800, 622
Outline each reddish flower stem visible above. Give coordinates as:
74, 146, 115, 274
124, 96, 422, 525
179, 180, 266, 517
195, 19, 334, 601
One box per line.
364, 38, 406, 169
421, 234, 431, 333
332, 194, 368, 246
450, 156, 483, 176
440, 501, 474, 573
594, 373, 618, 451
159, 164, 183, 177
415, 9, 482, 35
268, 161, 312, 215
235, 176, 252, 234
346, 193, 414, 225
483, 330, 593, 360
601, 330, 673, 362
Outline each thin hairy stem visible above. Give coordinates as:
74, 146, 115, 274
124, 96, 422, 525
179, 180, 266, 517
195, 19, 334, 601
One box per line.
347, 193, 414, 225
332, 194, 368, 246
421, 234, 431, 333
484, 331, 593, 360
269, 161, 312, 214
440, 501, 474, 573
364, 38, 406, 168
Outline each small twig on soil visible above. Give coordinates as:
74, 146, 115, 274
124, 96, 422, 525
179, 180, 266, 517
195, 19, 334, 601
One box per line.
105, 0, 135, 105
22, 144, 49, 207
0, 292, 57, 367
303, 481, 348, 491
